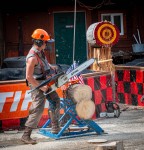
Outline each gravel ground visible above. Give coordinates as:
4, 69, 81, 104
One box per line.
0, 103, 144, 150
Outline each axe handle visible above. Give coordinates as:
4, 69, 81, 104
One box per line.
98, 59, 112, 63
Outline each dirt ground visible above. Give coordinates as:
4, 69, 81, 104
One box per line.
0, 103, 144, 150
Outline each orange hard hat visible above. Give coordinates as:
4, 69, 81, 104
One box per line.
31, 29, 54, 42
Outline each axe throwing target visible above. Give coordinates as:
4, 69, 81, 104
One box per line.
87, 21, 120, 47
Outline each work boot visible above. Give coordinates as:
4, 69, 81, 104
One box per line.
48, 110, 60, 134
51, 121, 61, 134
21, 127, 37, 144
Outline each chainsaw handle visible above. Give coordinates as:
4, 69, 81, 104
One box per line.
28, 78, 52, 94
43, 89, 54, 96
43, 87, 53, 95
28, 71, 64, 94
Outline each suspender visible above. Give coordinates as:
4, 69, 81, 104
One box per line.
29, 49, 45, 75
26, 49, 46, 86
26, 49, 52, 86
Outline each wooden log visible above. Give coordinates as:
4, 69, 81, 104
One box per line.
95, 141, 124, 150
88, 46, 114, 72
66, 84, 92, 103
76, 99, 95, 120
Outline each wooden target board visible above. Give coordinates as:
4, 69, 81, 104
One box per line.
94, 21, 119, 47
87, 21, 120, 47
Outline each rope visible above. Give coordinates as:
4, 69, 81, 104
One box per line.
73, 0, 77, 63
77, 0, 106, 10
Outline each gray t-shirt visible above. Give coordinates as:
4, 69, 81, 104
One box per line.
26, 46, 50, 79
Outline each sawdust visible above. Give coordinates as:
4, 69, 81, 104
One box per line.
119, 103, 144, 111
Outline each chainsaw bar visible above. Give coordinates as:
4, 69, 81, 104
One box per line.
45, 58, 95, 95
57, 58, 95, 87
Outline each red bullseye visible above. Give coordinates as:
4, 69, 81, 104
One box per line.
86, 21, 120, 47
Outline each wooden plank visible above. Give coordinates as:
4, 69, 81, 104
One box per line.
115, 65, 144, 70
68, 126, 89, 131
82, 72, 111, 78
0, 79, 26, 85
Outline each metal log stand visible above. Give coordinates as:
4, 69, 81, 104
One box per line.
39, 98, 104, 139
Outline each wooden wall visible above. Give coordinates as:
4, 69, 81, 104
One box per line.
90, 0, 144, 54
3, 12, 53, 60
0, 0, 144, 66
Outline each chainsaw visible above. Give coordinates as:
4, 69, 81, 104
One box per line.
29, 58, 95, 95
100, 102, 121, 118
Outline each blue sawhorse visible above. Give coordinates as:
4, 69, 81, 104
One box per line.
39, 98, 104, 139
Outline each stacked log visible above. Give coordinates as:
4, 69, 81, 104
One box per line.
66, 84, 95, 120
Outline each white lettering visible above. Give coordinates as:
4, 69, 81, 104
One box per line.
0, 92, 14, 112
21, 90, 32, 110
0, 91, 49, 113
45, 100, 49, 109
10, 91, 22, 112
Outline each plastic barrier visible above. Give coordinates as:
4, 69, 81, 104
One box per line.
115, 65, 144, 106
0, 72, 113, 131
